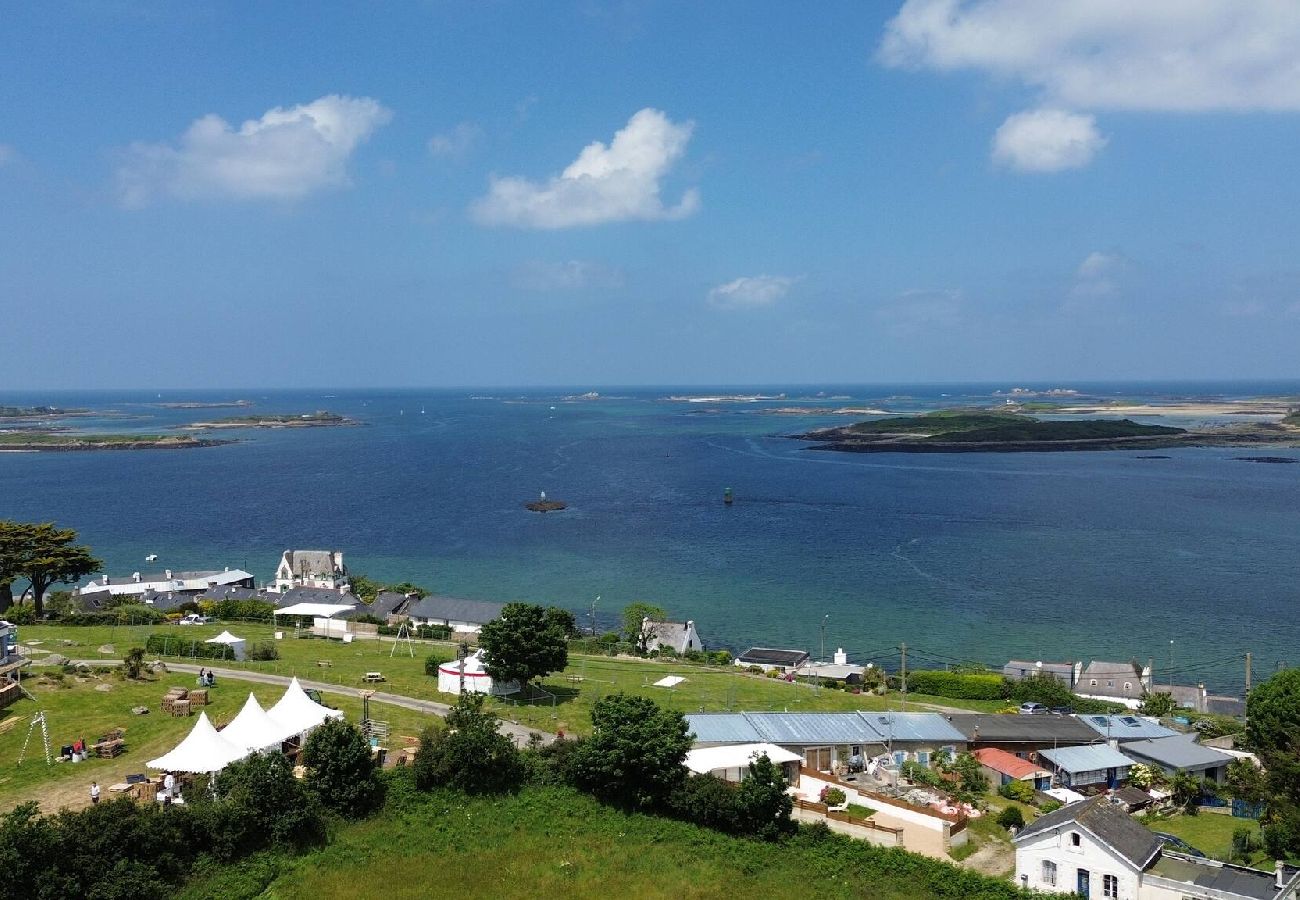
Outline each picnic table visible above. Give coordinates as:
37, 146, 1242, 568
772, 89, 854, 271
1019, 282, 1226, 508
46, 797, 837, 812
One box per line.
362, 672, 385, 683
316, 660, 332, 668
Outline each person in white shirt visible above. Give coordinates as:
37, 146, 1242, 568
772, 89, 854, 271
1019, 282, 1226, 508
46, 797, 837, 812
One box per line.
89, 781, 100, 805
163, 771, 175, 801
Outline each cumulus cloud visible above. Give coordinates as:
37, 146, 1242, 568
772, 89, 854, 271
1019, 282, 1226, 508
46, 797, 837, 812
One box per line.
472, 108, 699, 229
117, 95, 392, 205
428, 122, 481, 159
878, 0, 1300, 113
992, 108, 1106, 172
511, 260, 625, 292
706, 275, 797, 310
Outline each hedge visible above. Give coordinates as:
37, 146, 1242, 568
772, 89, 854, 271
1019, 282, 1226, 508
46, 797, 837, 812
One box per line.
905, 670, 1007, 701
145, 632, 236, 661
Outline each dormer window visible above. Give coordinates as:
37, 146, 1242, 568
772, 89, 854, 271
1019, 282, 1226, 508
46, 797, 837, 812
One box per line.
1090, 679, 1098, 687
1123, 681, 1132, 691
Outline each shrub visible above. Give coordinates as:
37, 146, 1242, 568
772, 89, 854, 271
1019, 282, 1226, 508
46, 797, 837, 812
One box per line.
1039, 799, 1063, 813
569, 693, 692, 809
122, 647, 146, 679
734, 754, 795, 839
212, 751, 326, 853
144, 632, 235, 661
412, 693, 521, 794
112, 604, 165, 625
906, 670, 1006, 701
668, 774, 740, 832
211, 598, 275, 622
424, 653, 443, 676
246, 641, 279, 661
998, 781, 1035, 804
996, 806, 1025, 830
4, 605, 36, 625
820, 786, 847, 806
302, 719, 384, 817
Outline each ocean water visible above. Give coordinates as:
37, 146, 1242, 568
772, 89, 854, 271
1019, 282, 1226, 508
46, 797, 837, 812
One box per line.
2, 382, 1298, 692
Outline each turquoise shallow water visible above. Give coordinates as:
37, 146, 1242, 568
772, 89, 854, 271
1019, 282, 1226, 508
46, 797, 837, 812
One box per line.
1, 382, 1298, 691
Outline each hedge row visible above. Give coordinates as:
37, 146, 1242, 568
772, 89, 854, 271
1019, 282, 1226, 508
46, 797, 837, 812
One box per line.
906, 670, 1007, 700
144, 632, 236, 661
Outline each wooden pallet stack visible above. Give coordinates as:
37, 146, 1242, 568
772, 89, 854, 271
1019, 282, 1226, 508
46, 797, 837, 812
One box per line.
161, 688, 191, 716
188, 689, 209, 707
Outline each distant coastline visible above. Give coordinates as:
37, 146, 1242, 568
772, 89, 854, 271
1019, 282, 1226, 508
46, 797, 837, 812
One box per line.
182, 411, 357, 430
0, 433, 231, 452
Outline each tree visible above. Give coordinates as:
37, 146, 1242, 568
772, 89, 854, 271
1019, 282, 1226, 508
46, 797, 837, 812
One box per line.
213, 751, 325, 851
412, 693, 521, 794
1225, 757, 1267, 804
302, 718, 384, 817
122, 647, 146, 679
940, 752, 989, 803
996, 806, 1025, 830
1005, 672, 1075, 709
621, 601, 666, 652
570, 692, 692, 808
0, 521, 101, 617
733, 753, 795, 840
1138, 691, 1177, 717
1169, 771, 1202, 815
1128, 763, 1166, 790
1246, 668, 1300, 857
479, 603, 568, 690
544, 606, 580, 638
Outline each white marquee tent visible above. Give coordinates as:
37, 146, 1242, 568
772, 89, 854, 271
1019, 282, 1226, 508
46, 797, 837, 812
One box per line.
204, 630, 247, 661
147, 711, 246, 773
267, 676, 344, 737
219, 693, 290, 753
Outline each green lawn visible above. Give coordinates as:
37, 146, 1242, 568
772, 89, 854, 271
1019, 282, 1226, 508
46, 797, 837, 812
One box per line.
17, 623, 1002, 739
179, 785, 1025, 900
1140, 810, 1263, 863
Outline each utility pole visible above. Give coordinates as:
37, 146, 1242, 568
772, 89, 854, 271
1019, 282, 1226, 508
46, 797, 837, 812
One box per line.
1169, 640, 1175, 691
589, 595, 599, 637
457, 641, 466, 695
1245, 651, 1252, 729
820, 614, 828, 664
900, 642, 907, 711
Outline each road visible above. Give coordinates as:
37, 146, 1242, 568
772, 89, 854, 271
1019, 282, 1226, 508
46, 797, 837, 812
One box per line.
63, 659, 553, 745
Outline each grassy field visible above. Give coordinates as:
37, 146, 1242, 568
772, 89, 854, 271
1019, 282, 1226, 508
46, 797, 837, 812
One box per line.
17, 623, 1002, 738
1140, 810, 1264, 863
179, 785, 1023, 900
0, 663, 438, 812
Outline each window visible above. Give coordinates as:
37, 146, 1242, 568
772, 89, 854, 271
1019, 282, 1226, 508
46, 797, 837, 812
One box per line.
1123, 681, 1132, 691
917, 750, 930, 767
1103, 874, 1118, 898
1106, 680, 1114, 687
1070, 832, 1081, 847
1041, 860, 1057, 886
1090, 679, 1098, 687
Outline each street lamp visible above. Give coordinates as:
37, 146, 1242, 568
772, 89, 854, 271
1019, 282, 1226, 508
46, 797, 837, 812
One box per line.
1169, 639, 1174, 692
820, 614, 829, 664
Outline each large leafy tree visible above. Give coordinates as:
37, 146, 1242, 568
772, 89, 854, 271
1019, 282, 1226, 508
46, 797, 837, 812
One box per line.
621, 601, 667, 652
1246, 668, 1300, 857
570, 692, 692, 808
302, 718, 384, 817
412, 693, 521, 794
733, 753, 795, 840
479, 602, 568, 690
0, 521, 101, 616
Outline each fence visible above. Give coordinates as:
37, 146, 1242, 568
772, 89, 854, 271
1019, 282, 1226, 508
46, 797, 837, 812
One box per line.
793, 798, 905, 839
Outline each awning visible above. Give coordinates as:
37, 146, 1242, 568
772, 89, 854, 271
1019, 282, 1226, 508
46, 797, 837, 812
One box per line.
684, 742, 803, 775
273, 602, 356, 618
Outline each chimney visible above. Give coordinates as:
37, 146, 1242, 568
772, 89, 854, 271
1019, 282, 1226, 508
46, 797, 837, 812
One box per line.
1278, 861, 1286, 889
102, 575, 109, 585
132, 572, 141, 582
834, 648, 847, 665
164, 569, 172, 579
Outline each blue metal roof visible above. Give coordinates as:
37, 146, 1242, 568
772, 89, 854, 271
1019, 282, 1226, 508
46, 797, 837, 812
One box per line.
686, 711, 966, 747
862, 712, 967, 743
1040, 744, 1136, 773
745, 712, 878, 745
1078, 714, 1178, 741
684, 714, 765, 744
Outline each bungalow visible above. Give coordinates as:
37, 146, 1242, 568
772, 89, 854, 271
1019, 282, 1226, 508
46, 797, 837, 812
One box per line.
1003, 659, 1078, 687
1119, 735, 1235, 784
273, 550, 347, 592
1014, 794, 1300, 899
949, 713, 1101, 755
684, 743, 803, 785
643, 617, 703, 654
972, 747, 1052, 791
1075, 660, 1152, 704
79, 567, 255, 599
272, 586, 360, 608
369, 591, 415, 623
1077, 714, 1178, 744
793, 648, 868, 683
405, 596, 504, 633
1038, 744, 1136, 790
734, 647, 809, 673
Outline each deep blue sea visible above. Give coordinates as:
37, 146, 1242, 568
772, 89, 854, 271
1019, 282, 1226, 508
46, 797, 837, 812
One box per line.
2, 382, 1298, 692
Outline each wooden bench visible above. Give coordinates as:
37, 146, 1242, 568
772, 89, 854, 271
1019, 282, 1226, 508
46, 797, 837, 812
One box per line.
362, 672, 385, 683
316, 660, 332, 668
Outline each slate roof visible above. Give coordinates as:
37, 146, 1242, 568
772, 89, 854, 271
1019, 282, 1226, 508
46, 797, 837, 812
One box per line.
1078, 714, 1178, 741
736, 647, 809, 667
406, 595, 504, 625
646, 620, 694, 652
1014, 795, 1162, 869
139, 590, 194, 612
195, 586, 263, 603
1003, 659, 1075, 680
273, 587, 361, 608
1039, 744, 1137, 773
949, 713, 1101, 745
369, 591, 413, 619
1150, 854, 1298, 900
1120, 735, 1234, 772
279, 550, 343, 577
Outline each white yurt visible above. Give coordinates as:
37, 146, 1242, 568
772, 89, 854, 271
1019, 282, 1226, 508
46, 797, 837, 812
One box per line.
436, 649, 518, 696
147, 711, 246, 773
204, 630, 247, 661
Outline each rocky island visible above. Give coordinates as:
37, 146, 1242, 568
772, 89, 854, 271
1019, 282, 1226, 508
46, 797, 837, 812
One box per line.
795, 410, 1300, 454
0, 432, 230, 452
0, 405, 91, 419
183, 410, 357, 429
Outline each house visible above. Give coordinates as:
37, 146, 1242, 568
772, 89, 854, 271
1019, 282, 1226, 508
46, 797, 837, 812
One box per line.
1076, 660, 1153, 704
973, 747, 1052, 791
950, 713, 1101, 754
1078, 714, 1179, 744
1015, 794, 1300, 899
643, 617, 703, 654
684, 710, 966, 773
0, 622, 21, 711
1038, 744, 1136, 790
1119, 735, 1235, 784
793, 648, 868, 683
79, 567, 255, 599
1109, 785, 1155, 813
273, 550, 347, 592
1004, 659, 1078, 687
684, 742, 803, 785
270, 586, 360, 608
195, 586, 265, 605
369, 591, 415, 623
405, 595, 504, 633
734, 647, 809, 672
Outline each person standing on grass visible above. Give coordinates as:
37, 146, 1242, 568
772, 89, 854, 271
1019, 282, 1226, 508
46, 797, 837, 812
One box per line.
163, 771, 175, 801
90, 781, 100, 804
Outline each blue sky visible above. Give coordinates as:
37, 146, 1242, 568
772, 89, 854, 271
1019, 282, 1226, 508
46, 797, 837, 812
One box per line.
3, 1, 1300, 389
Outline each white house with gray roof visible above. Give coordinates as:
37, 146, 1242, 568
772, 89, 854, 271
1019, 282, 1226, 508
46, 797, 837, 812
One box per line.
273, 550, 347, 592
643, 617, 703, 654
79, 567, 254, 599
1120, 735, 1235, 784
405, 596, 504, 633
1015, 794, 1300, 899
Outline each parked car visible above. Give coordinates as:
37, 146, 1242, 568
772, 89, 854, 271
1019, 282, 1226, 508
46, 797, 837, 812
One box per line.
1018, 702, 1047, 715
1152, 832, 1206, 858
177, 614, 212, 626
1050, 705, 1074, 715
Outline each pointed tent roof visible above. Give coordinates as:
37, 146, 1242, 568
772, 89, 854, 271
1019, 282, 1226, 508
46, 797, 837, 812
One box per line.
267, 676, 343, 736
147, 711, 246, 773
205, 630, 245, 645
220, 693, 290, 753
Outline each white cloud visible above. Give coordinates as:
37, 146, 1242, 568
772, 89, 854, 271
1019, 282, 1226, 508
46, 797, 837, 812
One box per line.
707, 275, 797, 310
876, 288, 964, 333
512, 260, 625, 292
1068, 251, 1127, 306
879, 0, 1300, 113
472, 108, 699, 229
117, 95, 392, 205
428, 122, 481, 159
992, 108, 1106, 172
